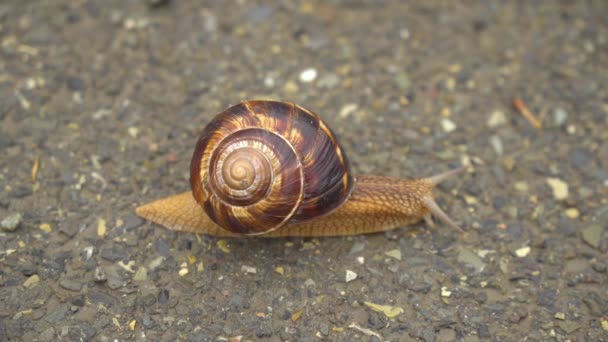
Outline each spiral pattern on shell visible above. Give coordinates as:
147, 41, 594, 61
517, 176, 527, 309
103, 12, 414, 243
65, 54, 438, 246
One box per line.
190, 100, 354, 235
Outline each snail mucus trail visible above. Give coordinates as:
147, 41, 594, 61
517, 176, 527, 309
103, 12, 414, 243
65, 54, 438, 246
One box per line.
136, 100, 466, 237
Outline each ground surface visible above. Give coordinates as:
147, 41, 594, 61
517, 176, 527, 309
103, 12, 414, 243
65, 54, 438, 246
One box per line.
0, 1, 607, 341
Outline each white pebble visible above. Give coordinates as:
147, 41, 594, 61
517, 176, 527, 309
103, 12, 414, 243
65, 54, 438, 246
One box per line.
128, 126, 139, 138
264, 75, 275, 88
515, 246, 531, 258
82, 246, 95, 260
241, 265, 257, 274
567, 125, 576, 134
514, 181, 529, 192
546, 178, 569, 200
339, 103, 358, 118
299, 68, 318, 83
26, 78, 37, 89
553, 108, 568, 126
487, 110, 507, 128
441, 118, 456, 133
345, 270, 358, 282
148, 256, 164, 270
356, 256, 365, 264
477, 249, 495, 258
441, 286, 452, 297
1, 213, 22, 232
385, 249, 402, 261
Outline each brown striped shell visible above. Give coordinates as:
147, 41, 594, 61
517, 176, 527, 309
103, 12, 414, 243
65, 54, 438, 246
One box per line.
190, 100, 355, 235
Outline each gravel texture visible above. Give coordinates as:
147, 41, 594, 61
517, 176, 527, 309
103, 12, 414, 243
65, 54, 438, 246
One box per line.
0, 1, 607, 341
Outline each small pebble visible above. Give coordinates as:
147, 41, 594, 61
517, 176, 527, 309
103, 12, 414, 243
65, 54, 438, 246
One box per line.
546, 178, 569, 200
515, 246, 531, 258
565, 208, 579, 219
440, 118, 456, 133
394, 72, 411, 91
349, 242, 365, 254
122, 214, 144, 230
88, 291, 114, 307
385, 249, 402, 261
283, 81, 299, 93
457, 249, 486, 272
133, 267, 148, 281
559, 320, 581, 334
59, 278, 82, 292
478, 324, 491, 338
158, 288, 170, 304
94, 266, 107, 282
45, 304, 69, 323
97, 218, 106, 237
317, 73, 340, 88
101, 246, 128, 261
553, 108, 568, 127
441, 286, 452, 297
445, 78, 456, 91
399, 272, 432, 293
514, 181, 529, 192
37, 327, 55, 342
105, 268, 126, 289
217, 240, 231, 253
345, 270, 357, 282
10, 186, 32, 198
23, 274, 40, 288
601, 318, 608, 331
554, 312, 566, 320
82, 246, 94, 260
339, 103, 358, 118
299, 68, 318, 83
20, 264, 37, 276
59, 223, 79, 237
148, 256, 164, 270
487, 110, 507, 128
264, 75, 275, 87
1, 212, 22, 232
155, 238, 170, 256
591, 260, 606, 273
71, 295, 85, 307
490, 135, 503, 156
318, 322, 330, 336
241, 265, 257, 274
127, 126, 139, 138
581, 225, 603, 249
39, 223, 52, 233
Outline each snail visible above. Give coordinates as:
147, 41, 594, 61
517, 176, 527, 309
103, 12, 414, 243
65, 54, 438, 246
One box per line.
136, 100, 466, 237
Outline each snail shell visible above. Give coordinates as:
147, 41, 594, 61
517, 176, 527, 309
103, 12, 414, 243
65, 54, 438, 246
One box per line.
189, 100, 355, 235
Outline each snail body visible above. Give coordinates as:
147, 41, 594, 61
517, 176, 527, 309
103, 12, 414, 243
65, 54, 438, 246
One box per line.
136, 100, 465, 237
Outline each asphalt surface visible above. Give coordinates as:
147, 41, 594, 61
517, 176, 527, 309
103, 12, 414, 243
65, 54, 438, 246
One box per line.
0, 1, 607, 341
